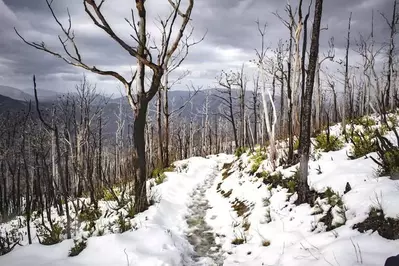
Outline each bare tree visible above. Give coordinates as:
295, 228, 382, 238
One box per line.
298, 0, 324, 202
16, 0, 196, 213
381, 0, 399, 109
341, 12, 352, 134
255, 22, 278, 170
216, 71, 239, 149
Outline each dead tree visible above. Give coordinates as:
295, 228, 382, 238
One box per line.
298, 0, 324, 203
32, 76, 71, 239
314, 37, 335, 131
250, 74, 261, 145
342, 12, 352, 134
255, 21, 278, 170
216, 71, 239, 149
274, 4, 297, 163
16, 0, 196, 213
381, 0, 399, 109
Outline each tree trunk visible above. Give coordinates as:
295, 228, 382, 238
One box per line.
157, 89, 164, 168
342, 13, 352, 134
298, 0, 323, 203
133, 100, 149, 213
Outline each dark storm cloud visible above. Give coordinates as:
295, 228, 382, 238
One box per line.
0, 0, 395, 93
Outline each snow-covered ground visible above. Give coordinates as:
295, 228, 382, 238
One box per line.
0, 155, 231, 266
1, 115, 399, 266
205, 121, 399, 266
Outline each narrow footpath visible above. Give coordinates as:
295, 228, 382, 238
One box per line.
185, 169, 224, 266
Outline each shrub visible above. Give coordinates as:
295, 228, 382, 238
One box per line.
103, 188, 120, 201
353, 207, 399, 240
69, 240, 87, 257
125, 201, 135, 219
234, 146, 247, 157
314, 133, 344, 152
152, 166, 175, 185
263, 171, 299, 194
255, 171, 269, 179
78, 206, 102, 223
323, 187, 343, 207
249, 152, 267, 175
155, 172, 167, 185
316, 187, 346, 231
37, 222, 64, 245
262, 240, 271, 247
0, 227, 23, 256
232, 198, 251, 217
371, 132, 399, 177
293, 138, 300, 150
221, 189, 232, 198
348, 130, 377, 159
97, 228, 104, 236
117, 213, 131, 233
353, 116, 376, 127
242, 220, 250, 231
231, 237, 245, 245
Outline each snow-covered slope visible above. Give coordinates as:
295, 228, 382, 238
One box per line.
205, 119, 399, 265
0, 155, 231, 266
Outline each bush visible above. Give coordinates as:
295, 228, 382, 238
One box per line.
323, 187, 343, 207
231, 237, 245, 245
371, 132, 399, 177
234, 146, 247, 157
37, 222, 64, 245
293, 138, 300, 150
152, 166, 175, 185
315, 187, 346, 231
117, 213, 131, 233
232, 198, 251, 217
69, 240, 87, 257
348, 130, 377, 159
352, 116, 376, 127
353, 207, 399, 240
263, 171, 299, 194
155, 172, 167, 185
249, 152, 267, 175
0, 227, 23, 256
262, 240, 271, 247
314, 133, 344, 152
103, 187, 120, 201
78, 206, 102, 223
125, 201, 135, 219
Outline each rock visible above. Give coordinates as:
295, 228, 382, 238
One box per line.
344, 182, 351, 194
385, 254, 399, 266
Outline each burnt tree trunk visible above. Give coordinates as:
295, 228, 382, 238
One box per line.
298, 0, 324, 203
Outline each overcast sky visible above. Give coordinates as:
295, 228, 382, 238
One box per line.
0, 0, 395, 95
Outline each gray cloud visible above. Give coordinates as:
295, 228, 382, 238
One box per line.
0, 0, 395, 95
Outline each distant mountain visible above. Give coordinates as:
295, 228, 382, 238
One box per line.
0, 94, 28, 112
0, 88, 281, 138
0, 85, 34, 102
112, 88, 280, 118
22, 87, 66, 102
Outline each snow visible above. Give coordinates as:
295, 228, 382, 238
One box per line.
204, 121, 399, 266
0, 155, 231, 266
2, 115, 399, 266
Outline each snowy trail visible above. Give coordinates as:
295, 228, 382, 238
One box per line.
0, 155, 232, 266
185, 170, 224, 266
